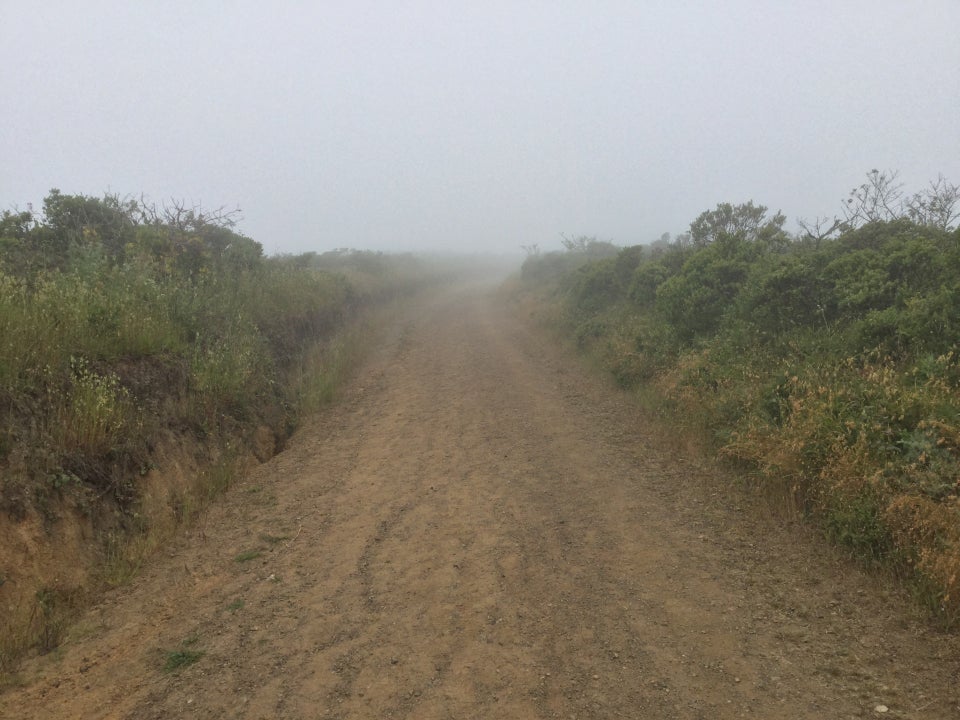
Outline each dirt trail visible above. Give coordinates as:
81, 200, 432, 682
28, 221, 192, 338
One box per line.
3, 281, 959, 719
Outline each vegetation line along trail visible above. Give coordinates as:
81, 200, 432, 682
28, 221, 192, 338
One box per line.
4, 281, 959, 719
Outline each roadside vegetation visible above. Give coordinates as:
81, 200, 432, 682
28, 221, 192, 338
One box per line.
0, 189, 432, 672
517, 171, 960, 623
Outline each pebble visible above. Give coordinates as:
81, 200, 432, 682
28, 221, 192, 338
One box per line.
875, 705, 889, 713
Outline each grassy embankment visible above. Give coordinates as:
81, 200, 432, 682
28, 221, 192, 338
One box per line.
0, 190, 435, 671
517, 194, 960, 624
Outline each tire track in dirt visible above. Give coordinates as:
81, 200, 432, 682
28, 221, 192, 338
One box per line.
2, 280, 959, 719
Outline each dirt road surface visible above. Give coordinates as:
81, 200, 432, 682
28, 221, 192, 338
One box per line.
3, 281, 959, 719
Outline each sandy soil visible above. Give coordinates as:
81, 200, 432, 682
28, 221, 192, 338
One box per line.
2, 281, 959, 719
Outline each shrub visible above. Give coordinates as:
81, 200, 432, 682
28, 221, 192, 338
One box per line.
519, 202, 960, 621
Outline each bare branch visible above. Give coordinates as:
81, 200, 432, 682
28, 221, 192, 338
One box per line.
904, 174, 960, 230
842, 169, 904, 227
797, 216, 843, 246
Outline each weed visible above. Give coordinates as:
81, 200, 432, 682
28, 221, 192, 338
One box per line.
259, 532, 289, 545
198, 452, 239, 501
234, 550, 262, 563
6, 586, 85, 660
822, 490, 892, 565
161, 633, 205, 672
162, 649, 204, 673
100, 532, 149, 587
54, 357, 137, 457
33, 589, 64, 653
0, 605, 28, 675
226, 599, 245, 612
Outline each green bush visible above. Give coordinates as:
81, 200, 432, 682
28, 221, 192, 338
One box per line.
0, 189, 431, 516
519, 203, 960, 620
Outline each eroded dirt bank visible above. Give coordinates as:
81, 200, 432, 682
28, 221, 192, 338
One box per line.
2, 281, 959, 719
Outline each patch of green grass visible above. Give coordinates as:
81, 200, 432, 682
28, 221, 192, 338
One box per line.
226, 599, 244, 612
163, 649, 204, 672
258, 532, 289, 545
234, 549, 262, 563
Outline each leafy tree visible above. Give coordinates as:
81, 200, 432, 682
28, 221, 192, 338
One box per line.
734, 250, 832, 335
647, 232, 672, 255
42, 189, 138, 261
0, 208, 35, 240
629, 259, 671, 307
559, 234, 619, 257
0, 209, 41, 274
689, 201, 788, 250
655, 238, 756, 339
565, 245, 645, 314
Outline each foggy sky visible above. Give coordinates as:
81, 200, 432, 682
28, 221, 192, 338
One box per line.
2, 1, 958, 255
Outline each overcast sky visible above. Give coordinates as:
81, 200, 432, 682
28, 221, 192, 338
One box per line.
2, 1, 958, 255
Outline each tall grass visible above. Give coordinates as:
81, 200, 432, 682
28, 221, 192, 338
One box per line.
0, 250, 412, 486
0, 193, 434, 668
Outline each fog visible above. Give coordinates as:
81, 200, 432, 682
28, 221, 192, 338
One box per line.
2, 1, 958, 255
